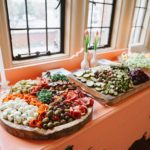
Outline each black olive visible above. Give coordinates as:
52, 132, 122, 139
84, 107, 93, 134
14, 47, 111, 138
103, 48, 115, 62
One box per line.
65, 116, 70, 120
42, 124, 48, 129
60, 113, 64, 119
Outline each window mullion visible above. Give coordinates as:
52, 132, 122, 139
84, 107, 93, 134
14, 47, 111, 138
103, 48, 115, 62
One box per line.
138, 0, 148, 42
132, 6, 140, 43
108, 0, 116, 46
25, 0, 31, 55
60, 0, 65, 53
99, 1, 105, 46
88, 0, 116, 49
131, 0, 148, 44
45, 0, 48, 52
89, 0, 94, 47
5, 0, 14, 59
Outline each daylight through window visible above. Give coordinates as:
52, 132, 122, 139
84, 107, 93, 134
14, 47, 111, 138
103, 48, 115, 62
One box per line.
6, 0, 65, 60
87, 0, 116, 49
131, 0, 149, 44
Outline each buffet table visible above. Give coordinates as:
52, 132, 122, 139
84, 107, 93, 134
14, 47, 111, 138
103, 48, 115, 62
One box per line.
1, 87, 150, 150
1, 50, 150, 150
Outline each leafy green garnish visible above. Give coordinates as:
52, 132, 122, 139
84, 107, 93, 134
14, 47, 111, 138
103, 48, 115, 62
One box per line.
51, 74, 69, 82
37, 89, 52, 104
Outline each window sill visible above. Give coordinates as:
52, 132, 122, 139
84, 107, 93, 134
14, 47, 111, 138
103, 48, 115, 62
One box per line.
12, 53, 70, 68
89, 47, 125, 54
88, 47, 127, 61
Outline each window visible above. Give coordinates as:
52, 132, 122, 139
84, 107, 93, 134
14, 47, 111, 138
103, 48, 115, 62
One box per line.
87, 0, 116, 49
130, 0, 149, 44
5, 0, 65, 60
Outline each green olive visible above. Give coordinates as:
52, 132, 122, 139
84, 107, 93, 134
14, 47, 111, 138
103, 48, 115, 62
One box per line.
68, 118, 73, 122
53, 106, 58, 110
47, 110, 53, 117
54, 109, 61, 116
60, 119, 66, 125
47, 122, 54, 129
64, 109, 70, 112
48, 106, 53, 110
57, 108, 62, 112
53, 121, 60, 127
42, 117, 50, 123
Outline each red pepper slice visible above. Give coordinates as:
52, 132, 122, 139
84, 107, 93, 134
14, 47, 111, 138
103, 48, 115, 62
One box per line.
79, 105, 87, 115
70, 107, 81, 119
79, 97, 94, 107
66, 91, 78, 101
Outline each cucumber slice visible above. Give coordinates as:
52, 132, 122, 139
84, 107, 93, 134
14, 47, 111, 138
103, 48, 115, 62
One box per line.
80, 77, 87, 83
89, 73, 95, 77
76, 77, 82, 80
74, 71, 84, 77
83, 74, 91, 78
110, 85, 115, 88
86, 80, 94, 87
95, 82, 102, 87
114, 91, 118, 96
76, 77, 87, 83
103, 90, 109, 95
95, 87, 102, 91
90, 77, 97, 82
95, 82, 105, 87
108, 89, 115, 94
85, 70, 91, 74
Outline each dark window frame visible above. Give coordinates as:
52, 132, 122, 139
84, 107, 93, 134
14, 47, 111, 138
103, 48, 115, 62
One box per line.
88, 0, 116, 50
5, 0, 66, 60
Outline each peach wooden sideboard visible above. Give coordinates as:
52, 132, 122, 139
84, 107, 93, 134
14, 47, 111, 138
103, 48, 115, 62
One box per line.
1, 49, 150, 150
0, 88, 150, 150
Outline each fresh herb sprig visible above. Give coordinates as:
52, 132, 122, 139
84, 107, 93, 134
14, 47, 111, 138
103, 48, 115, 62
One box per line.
37, 89, 52, 104
51, 74, 69, 82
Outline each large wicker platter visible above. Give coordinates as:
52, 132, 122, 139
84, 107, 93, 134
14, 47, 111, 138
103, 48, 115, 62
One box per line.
0, 107, 92, 140
69, 75, 150, 105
